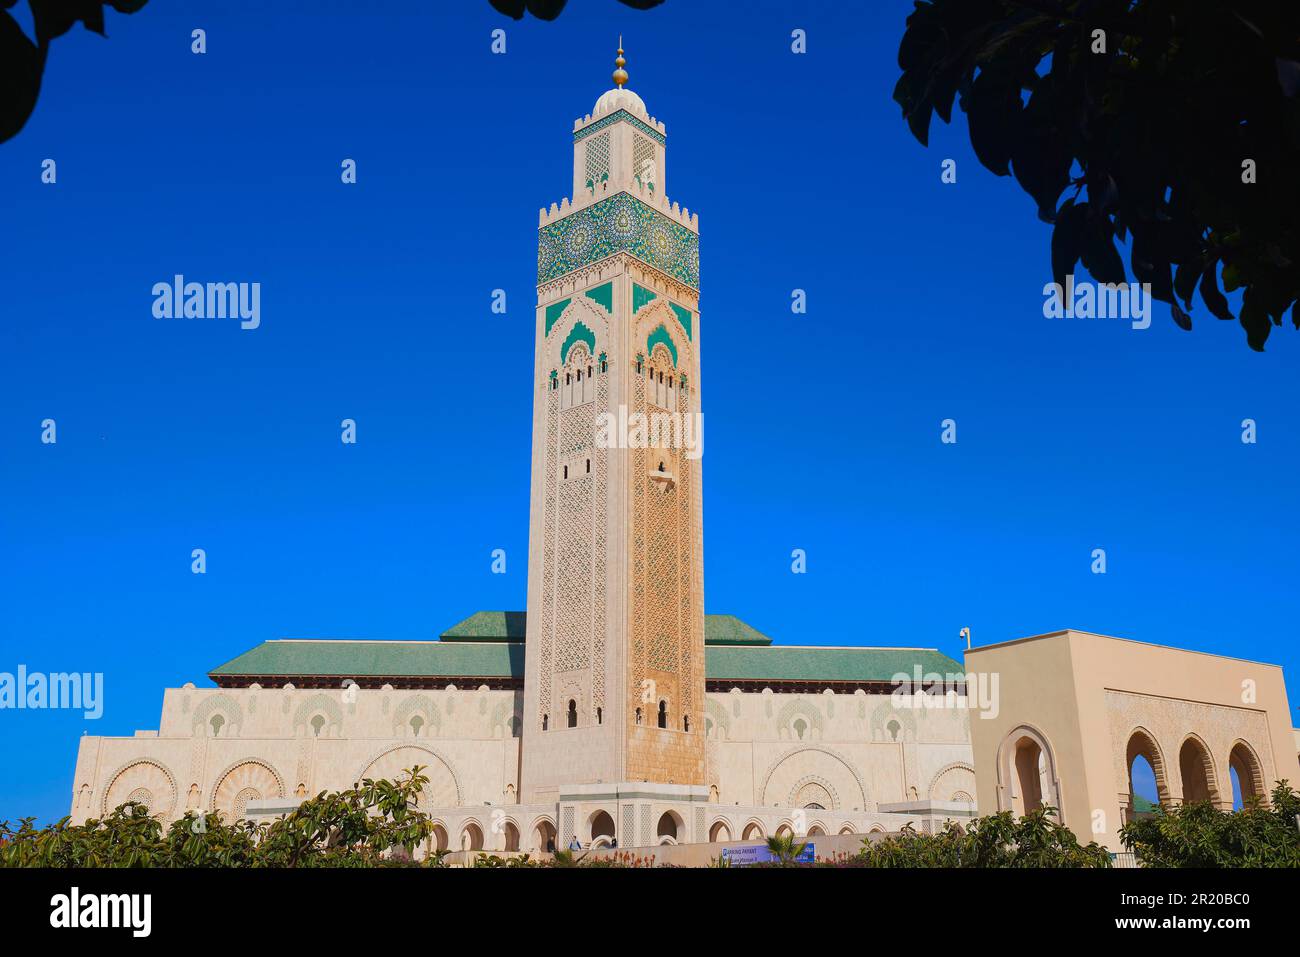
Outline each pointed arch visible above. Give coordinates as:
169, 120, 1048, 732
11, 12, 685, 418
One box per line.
1177, 733, 1221, 806
1228, 739, 1266, 806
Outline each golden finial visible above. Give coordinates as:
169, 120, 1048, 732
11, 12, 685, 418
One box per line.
613, 36, 628, 88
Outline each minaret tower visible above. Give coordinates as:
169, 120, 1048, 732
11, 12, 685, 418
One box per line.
521, 44, 705, 806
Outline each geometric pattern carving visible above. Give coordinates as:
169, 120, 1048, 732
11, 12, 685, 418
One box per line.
573, 109, 665, 147
360, 746, 460, 808
102, 759, 177, 817
191, 694, 242, 736
585, 131, 610, 190
633, 133, 655, 191
210, 759, 285, 820
927, 762, 977, 803
760, 747, 869, 812
293, 693, 344, 736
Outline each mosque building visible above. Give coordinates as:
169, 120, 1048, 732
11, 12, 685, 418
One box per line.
68, 48, 1299, 861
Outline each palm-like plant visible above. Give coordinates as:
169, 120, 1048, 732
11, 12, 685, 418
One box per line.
765, 832, 809, 866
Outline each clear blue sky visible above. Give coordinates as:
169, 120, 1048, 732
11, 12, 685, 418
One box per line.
2, 0, 1296, 824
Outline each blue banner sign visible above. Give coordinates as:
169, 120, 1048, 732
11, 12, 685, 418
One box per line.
720, 843, 815, 866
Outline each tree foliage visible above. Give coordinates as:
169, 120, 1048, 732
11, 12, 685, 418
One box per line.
853, 806, 1112, 867
0, 1, 149, 144
489, 0, 661, 22
0, 766, 437, 868
1119, 780, 1300, 867
894, 0, 1300, 349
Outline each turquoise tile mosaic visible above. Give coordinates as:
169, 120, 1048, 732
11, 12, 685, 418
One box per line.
538, 192, 699, 290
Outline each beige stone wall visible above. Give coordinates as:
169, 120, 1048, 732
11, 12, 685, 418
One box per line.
70, 684, 523, 826
703, 690, 975, 813
966, 630, 1299, 852
68, 682, 979, 848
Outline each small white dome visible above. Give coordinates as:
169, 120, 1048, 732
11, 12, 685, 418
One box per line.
594, 87, 647, 118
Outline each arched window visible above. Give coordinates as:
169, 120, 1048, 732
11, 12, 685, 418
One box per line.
635, 707, 643, 725
1228, 742, 1265, 809
542, 714, 548, 731
561, 344, 595, 409
657, 700, 667, 729
1124, 729, 1168, 821
566, 699, 577, 728
647, 345, 676, 410
708, 820, 730, 842
595, 707, 602, 725
1179, 736, 1219, 805
682, 715, 690, 732
503, 822, 520, 852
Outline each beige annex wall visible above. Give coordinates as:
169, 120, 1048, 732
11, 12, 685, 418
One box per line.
966, 630, 1298, 852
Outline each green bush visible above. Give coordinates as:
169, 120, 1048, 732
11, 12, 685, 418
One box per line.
1, 766, 438, 868
1119, 781, 1300, 867
845, 806, 1112, 868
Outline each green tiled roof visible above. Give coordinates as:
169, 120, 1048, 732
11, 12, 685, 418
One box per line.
702, 615, 772, 646
210, 638, 960, 685
210, 640, 523, 679
439, 611, 772, 646
703, 645, 964, 683
440, 611, 527, 642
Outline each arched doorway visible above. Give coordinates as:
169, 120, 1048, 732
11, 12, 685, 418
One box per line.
533, 819, 557, 853
1178, 736, 1219, 805
996, 726, 1061, 820
430, 824, 449, 853
742, 822, 764, 840
589, 810, 616, 846
461, 822, 484, 851
708, 820, 731, 843
1228, 741, 1265, 809
502, 821, 520, 852
1013, 738, 1044, 814
806, 824, 825, 837
656, 811, 680, 844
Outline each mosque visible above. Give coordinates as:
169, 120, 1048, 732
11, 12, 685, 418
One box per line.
68, 48, 1299, 862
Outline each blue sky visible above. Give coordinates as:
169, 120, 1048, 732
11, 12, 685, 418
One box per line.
1, 0, 1296, 823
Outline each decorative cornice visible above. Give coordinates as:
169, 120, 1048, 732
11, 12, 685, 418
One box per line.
574, 108, 666, 146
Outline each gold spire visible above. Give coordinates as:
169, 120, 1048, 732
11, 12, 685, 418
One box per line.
612, 37, 628, 88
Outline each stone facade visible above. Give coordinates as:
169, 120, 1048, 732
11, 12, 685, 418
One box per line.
70, 682, 977, 850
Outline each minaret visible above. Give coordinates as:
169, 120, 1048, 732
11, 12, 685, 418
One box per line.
521, 44, 705, 804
